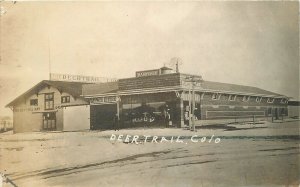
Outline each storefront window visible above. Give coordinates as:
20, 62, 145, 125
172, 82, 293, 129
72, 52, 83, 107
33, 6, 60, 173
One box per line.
122, 102, 167, 126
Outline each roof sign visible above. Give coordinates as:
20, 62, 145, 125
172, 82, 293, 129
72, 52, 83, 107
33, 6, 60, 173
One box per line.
50, 73, 117, 83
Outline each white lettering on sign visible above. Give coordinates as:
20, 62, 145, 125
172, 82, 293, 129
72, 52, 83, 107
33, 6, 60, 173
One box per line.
50, 73, 117, 83
14, 107, 41, 112
136, 70, 159, 77
90, 96, 117, 104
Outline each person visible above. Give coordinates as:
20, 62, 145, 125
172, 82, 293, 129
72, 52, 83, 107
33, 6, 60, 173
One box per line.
113, 114, 119, 131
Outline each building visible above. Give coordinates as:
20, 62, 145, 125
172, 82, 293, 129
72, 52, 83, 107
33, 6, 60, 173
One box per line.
6, 67, 290, 132
0, 116, 13, 132
6, 80, 90, 133
82, 67, 289, 130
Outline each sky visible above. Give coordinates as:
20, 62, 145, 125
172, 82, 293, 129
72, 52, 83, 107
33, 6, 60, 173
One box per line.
0, 1, 299, 116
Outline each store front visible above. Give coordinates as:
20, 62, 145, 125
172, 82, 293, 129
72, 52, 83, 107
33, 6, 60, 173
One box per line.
121, 93, 180, 128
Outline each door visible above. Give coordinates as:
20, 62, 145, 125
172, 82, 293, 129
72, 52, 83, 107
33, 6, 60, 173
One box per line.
43, 112, 56, 131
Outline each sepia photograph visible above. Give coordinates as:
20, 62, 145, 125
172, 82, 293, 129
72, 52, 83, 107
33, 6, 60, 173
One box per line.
0, 1, 299, 186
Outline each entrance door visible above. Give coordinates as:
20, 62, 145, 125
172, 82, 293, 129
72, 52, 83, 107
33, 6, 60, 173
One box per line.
43, 112, 56, 131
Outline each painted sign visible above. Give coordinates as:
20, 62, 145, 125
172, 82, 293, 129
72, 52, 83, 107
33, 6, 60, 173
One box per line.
13, 107, 41, 112
50, 73, 117, 83
136, 69, 160, 77
90, 96, 117, 104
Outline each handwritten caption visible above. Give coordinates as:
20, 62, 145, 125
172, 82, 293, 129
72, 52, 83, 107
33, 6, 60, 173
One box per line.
110, 134, 221, 144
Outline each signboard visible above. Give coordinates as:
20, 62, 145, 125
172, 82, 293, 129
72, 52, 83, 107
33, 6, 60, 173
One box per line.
90, 96, 118, 104
50, 73, 117, 83
136, 69, 160, 77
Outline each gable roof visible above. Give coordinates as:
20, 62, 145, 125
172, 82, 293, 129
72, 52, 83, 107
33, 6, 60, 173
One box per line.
6, 80, 90, 107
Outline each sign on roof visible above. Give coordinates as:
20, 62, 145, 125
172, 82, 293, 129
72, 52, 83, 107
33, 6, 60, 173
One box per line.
50, 73, 117, 83
136, 69, 160, 77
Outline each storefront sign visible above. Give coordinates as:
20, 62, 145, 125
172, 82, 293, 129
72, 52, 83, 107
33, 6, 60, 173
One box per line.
14, 107, 41, 112
90, 96, 117, 104
50, 73, 117, 83
136, 69, 160, 77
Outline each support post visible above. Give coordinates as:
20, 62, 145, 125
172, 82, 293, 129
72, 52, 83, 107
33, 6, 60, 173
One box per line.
180, 97, 184, 128
192, 85, 196, 131
188, 89, 192, 130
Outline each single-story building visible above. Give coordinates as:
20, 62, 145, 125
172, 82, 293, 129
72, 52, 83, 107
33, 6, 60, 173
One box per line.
82, 67, 290, 130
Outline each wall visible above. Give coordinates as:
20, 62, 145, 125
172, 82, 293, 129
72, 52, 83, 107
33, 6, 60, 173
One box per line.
63, 105, 90, 131
119, 73, 181, 90
288, 106, 299, 118
199, 92, 288, 120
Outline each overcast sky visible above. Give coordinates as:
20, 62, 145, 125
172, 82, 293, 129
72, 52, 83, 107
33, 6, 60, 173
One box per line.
0, 1, 299, 116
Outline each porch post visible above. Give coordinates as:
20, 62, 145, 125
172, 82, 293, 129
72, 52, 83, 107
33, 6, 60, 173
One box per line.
180, 97, 184, 128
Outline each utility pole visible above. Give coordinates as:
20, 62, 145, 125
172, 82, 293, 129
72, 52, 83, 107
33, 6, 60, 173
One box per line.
48, 36, 51, 80
185, 76, 203, 131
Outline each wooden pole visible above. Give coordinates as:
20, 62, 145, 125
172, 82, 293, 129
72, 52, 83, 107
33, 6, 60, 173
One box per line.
192, 84, 195, 131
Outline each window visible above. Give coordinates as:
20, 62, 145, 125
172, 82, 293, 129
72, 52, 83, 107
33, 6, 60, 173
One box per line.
267, 98, 274, 103
228, 95, 236, 101
61, 96, 70, 103
256, 97, 262, 103
212, 93, 221, 100
242, 96, 250, 102
30, 99, 38, 106
280, 98, 288, 104
45, 93, 54, 110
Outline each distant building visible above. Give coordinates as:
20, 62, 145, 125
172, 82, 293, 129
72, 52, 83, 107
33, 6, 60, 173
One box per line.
0, 116, 13, 132
6, 81, 90, 133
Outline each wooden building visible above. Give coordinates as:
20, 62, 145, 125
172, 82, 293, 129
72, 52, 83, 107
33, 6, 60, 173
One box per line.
6, 80, 90, 133
82, 67, 289, 129
6, 67, 290, 132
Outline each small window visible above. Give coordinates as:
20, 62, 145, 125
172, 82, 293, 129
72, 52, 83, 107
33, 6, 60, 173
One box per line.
256, 97, 262, 103
242, 96, 250, 102
280, 98, 288, 104
61, 96, 70, 103
212, 93, 220, 100
212, 93, 217, 100
267, 98, 274, 103
228, 95, 236, 101
30, 99, 38, 106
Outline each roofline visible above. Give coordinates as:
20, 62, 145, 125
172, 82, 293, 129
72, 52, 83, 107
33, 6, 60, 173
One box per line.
6, 80, 88, 107
82, 85, 288, 99
5, 80, 45, 107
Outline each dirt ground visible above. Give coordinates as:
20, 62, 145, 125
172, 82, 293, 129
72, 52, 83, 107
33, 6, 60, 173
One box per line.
0, 121, 299, 187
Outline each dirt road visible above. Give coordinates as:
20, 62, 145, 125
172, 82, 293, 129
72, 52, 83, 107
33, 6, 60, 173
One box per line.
0, 121, 299, 187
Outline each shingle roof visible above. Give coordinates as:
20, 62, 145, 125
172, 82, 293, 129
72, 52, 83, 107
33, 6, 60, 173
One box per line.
82, 81, 118, 96
6, 80, 90, 107
201, 80, 285, 97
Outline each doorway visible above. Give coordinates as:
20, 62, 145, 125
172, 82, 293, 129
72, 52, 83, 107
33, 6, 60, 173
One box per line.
43, 112, 56, 131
